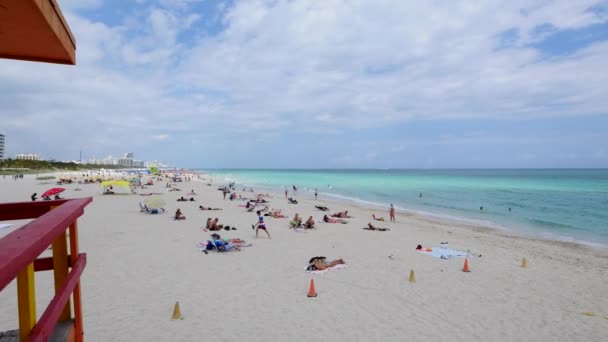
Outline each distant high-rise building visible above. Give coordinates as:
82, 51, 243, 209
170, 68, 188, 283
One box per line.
0, 133, 4, 160
15, 154, 39, 161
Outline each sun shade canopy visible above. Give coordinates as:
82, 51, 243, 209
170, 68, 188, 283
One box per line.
0, 0, 76, 65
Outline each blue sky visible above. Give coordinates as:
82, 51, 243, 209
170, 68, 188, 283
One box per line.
0, 0, 607, 168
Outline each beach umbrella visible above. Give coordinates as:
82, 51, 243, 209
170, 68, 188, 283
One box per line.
41, 187, 65, 198
144, 196, 165, 209
101, 180, 131, 189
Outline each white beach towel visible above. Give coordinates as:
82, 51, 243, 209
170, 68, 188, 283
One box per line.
306, 263, 347, 274
420, 247, 470, 259
0, 224, 12, 230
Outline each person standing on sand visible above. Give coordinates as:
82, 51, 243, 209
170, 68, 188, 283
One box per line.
389, 204, 395, 222
252, 210, 272, 239
285, 189, 288, 198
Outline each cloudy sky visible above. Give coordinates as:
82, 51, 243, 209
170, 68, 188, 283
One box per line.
1, 0, 607, 168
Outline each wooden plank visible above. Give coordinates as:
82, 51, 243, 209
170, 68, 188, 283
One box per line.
0, 198, 92, 291
0, 199, 68, 221
52, 232, 71, 321
17, 263, 36, 342
28, 254, 86, 342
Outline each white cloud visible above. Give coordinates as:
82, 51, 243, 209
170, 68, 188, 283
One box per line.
1, 0, 608, 165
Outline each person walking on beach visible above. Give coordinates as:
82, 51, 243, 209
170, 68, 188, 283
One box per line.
314, 189, 318, 200
285, 189, 288, 198
253, 210, 272, 239
389, 204, 395, 223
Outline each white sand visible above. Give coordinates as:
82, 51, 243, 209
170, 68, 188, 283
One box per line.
1, 172, 607, 341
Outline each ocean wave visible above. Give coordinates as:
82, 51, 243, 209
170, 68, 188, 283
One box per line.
526, 218, 578, 230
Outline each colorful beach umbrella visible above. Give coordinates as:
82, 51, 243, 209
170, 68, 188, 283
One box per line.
41, 187, 65, 198
144, 196, 165, 209
101, 180, 131, 189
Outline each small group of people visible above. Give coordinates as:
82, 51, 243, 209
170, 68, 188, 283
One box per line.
31, 193, 62, 201
290, 213, 315, 229
176, 196, 195, 202
202, 233, 246, 252
205, 217, 225, 231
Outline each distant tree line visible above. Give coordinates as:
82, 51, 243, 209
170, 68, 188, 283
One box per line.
0, 159, 127, 171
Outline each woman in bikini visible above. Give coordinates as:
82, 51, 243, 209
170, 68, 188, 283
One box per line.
323, 215, 347, 224
306, 256, 346, 271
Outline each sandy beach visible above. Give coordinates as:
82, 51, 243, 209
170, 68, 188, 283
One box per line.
1, 172, 607, 341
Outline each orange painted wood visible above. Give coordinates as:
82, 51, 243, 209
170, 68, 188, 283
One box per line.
0, 0, 76, 64
28, 253, 86, 342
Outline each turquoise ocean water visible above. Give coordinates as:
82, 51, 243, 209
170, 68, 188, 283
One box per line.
200, 169, 608, 246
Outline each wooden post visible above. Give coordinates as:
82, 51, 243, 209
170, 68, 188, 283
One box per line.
52, 231, 72, 321
17, 263, 36, 342
69, 221, 84, 342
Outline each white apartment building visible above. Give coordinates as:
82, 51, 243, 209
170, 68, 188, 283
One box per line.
15, 154, 39, 161
0, 133, 5, 160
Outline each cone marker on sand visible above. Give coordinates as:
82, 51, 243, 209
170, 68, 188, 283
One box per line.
462, 258, 471, 272
409, 270, 416, 283
521, 257, 528, 268
171, 301, 184, 320
307, 278, 317, 297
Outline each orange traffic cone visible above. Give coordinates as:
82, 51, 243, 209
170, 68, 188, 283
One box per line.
171, 301, 183, 320
462, 258, 471, 272
307, 278, 317, 297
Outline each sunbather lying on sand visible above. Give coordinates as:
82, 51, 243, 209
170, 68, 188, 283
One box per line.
266, 210, 288, 218
323, 215, 347, 224
203, 233, 241, 251
306, 256, 345, 271
304, 216, 315, 229
288, 197, 298, 204
372, 214, 385, 221
315, 205, 329, 211
177, 196, 188, 202
364, 223, 390, 231
331, 210, 352, 218
199, 205, 222, 211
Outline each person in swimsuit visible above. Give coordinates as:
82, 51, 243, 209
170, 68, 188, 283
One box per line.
389, 204, 395, 222
306, 256, 345, 271
304, 216, 315, 229
323, 215, 347, 224
253, 210, 272, 239
174, 209, 186, 220
291, 213, 302, 228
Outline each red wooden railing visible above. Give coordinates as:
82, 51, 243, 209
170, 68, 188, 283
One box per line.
0, 198, 92, 342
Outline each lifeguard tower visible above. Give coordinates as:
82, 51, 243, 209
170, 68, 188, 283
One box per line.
0, 1, 91, 341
